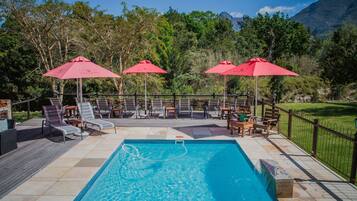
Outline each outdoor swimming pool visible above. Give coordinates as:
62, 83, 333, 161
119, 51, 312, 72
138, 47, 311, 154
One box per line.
75, 140, 276, 201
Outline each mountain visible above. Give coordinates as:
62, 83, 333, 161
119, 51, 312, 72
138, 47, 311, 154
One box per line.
292, 0, 357, 37
219, 12, 243, 31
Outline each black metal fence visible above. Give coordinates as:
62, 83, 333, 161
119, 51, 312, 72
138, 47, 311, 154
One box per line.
11, 93, 251, 119
261, 99, 357, 184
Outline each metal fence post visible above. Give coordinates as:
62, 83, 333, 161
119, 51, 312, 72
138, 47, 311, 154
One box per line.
27, 101, 31, 120
287, 109, 293, 139
350, 132, 357, 184
312, 119, 319, 157
173, 93, 176, 107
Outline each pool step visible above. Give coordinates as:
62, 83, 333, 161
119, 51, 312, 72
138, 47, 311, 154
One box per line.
175, 136, 185, 144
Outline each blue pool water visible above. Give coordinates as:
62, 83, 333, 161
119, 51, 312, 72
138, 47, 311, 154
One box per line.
75, 140, 276, 201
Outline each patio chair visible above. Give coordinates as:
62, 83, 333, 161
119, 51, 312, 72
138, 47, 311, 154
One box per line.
96, 97, 112, 118
42, 105, 81, 143
150, 98, 165, 118
204, 99, 220, 119
253, 107, 280, 137
177, 98, 193, 118
77, 102, 117, 134
123, 98, 139, 118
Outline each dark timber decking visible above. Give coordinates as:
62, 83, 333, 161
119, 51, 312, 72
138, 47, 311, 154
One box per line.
0, 120, 82, 198
0, 117, 227, 198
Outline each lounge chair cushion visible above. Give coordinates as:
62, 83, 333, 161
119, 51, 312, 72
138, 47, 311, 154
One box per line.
53, 124, 81, 135
85, 119, 115, 130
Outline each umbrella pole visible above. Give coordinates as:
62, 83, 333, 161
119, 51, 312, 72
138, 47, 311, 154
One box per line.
255, 76, 258, 116
76, 79, 79, 102
223, 76, 227, 107
79, 78, 83, 140
145, 73, 147, 114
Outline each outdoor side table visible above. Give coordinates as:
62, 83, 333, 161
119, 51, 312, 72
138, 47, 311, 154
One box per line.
230, 121, 253, 137
112, 108, 123, 118
165, 107, 177, 119
220, 107, 231, 119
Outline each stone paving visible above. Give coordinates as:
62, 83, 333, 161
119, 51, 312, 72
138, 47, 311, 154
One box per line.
1, 126, 357, 201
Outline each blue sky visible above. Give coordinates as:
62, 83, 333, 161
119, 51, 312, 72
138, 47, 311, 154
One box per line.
64, 0, 316, 17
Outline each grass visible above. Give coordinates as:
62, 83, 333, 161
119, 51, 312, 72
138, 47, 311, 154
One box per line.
13, 111, 42, 123
267, 102, 357, 181
278, 102, 357, 130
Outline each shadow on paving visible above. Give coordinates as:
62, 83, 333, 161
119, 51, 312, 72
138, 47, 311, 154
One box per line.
266, 137, 353, 201
173, 124, 232, 139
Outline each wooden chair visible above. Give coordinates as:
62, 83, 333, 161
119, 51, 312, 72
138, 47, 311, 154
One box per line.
253, 107, 280, 137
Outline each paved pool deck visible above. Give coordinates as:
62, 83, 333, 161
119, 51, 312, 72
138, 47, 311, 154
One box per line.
1, 126, 357, 201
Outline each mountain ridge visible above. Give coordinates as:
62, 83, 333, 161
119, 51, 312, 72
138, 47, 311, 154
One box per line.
292, 0, 357, 37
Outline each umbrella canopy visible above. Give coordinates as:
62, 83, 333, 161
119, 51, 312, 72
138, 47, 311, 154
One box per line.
43, 56, 120, 79
205, 60, 236, 107
221, 57, 298, 115
205, 60, 236, 74
123, 60, 167, 74
221, 57, 298, 77
123, 60, 167, 114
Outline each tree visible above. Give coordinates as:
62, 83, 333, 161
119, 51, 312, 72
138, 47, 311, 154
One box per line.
0, 17, 43, 100
1, 0, 78, 99
320, 24, 357, 91
239, 13, 311, 101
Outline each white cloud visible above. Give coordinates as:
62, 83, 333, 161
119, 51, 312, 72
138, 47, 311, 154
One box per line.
229, 11, 244, 18
258, 6, 295, 15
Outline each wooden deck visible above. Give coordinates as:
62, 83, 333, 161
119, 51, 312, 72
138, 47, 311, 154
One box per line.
0, 117, 227, 198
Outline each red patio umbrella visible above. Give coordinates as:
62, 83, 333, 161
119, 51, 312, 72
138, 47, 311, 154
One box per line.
205, 60, 236, 107
43, 56, 120, 137
123, 60, 167, 112
221, 57, 298, 114
43, 56, 120, 103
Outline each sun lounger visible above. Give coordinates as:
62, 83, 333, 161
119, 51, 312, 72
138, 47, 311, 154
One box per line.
123, 98, 139, 118
77, 102, 117, 134
42, 105, 81, 142
177, 98, 193, 118
150, 99, 165, 118
205, 99, 220, 119
96, 97, 112, 118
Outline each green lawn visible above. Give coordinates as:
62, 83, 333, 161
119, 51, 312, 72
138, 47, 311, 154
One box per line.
278, 102, 357, 130
13, 111, 42, 123
272, 102, 357, 181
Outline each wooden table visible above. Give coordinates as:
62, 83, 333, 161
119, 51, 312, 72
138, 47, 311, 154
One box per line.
220, 107, 231, 119
112, 108, 123, 118
165, 107, 177, 119
64, 106, 77, 118
230, 120, 253, 136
